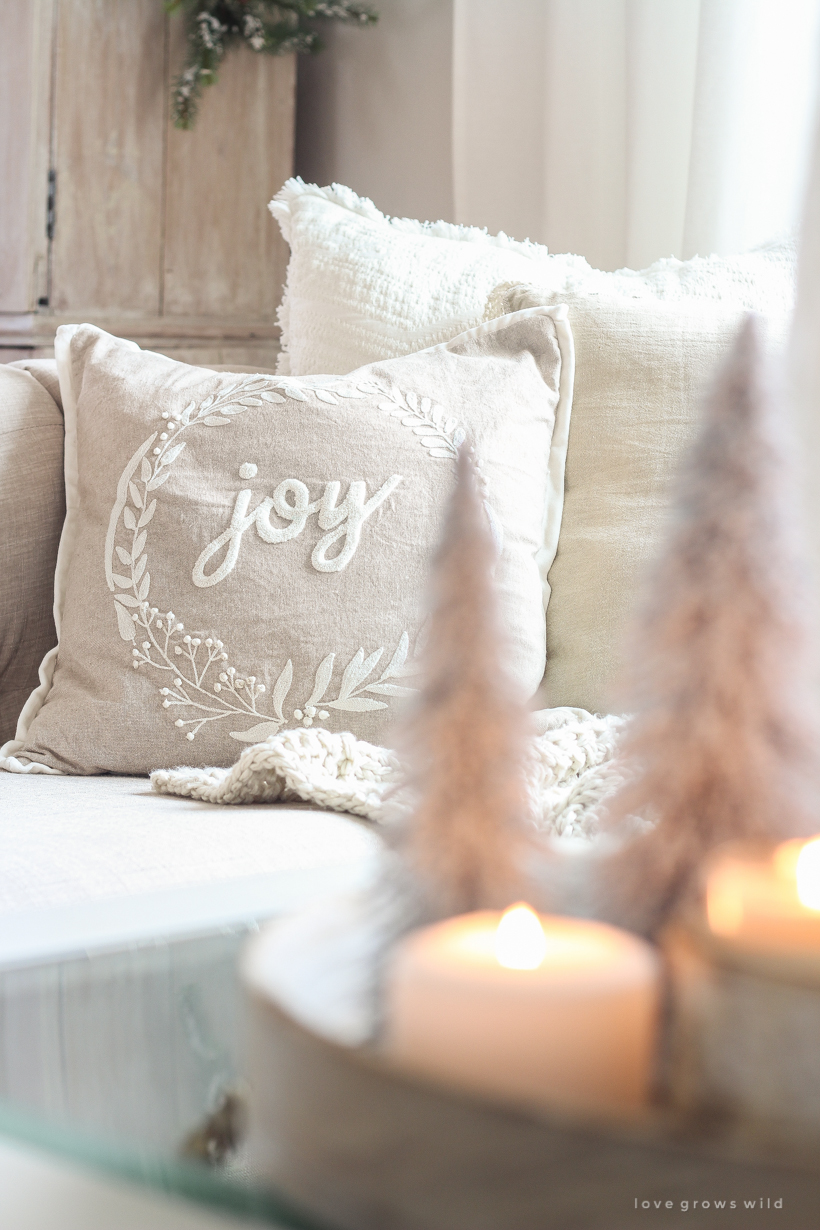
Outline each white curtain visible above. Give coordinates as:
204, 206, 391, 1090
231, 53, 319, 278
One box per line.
452, 0, 820, 270
790, 102, 820, 681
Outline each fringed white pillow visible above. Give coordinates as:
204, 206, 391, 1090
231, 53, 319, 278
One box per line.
269, 180, 578, 376
269, 179, 796, 378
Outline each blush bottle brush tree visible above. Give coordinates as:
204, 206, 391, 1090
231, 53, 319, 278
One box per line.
390, 448, 535, 920
599, 315, 820, 937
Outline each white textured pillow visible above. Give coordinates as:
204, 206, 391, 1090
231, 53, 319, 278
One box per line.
269, 180, 572, 376
269, 179, 796, 377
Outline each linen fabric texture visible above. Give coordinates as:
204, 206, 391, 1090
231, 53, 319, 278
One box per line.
1, 309, 573, 775
0, 366, 65, 744
487, 284, 790, 714
269, 178, 795, 378
8, 359, 63, 410
0, 359, 279, 746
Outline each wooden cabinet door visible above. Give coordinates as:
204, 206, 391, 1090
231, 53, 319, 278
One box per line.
50, 0, 167, 315
0, 0, 53, 314
1, 1, 294, 361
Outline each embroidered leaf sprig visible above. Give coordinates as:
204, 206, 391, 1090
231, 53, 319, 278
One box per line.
378, 388, 465, 459
288, 640, 418, 725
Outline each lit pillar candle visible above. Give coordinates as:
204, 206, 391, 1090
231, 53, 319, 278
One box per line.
384, 904, 660, 1116
706, 835, 820, 952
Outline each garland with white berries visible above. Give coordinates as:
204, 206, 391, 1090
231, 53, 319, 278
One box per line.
168, 0, 378, 128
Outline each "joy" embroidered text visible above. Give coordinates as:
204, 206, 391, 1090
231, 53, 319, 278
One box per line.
192, 472, 404, 587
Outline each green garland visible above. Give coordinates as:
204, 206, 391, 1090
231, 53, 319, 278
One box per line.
167, 1, 378, 129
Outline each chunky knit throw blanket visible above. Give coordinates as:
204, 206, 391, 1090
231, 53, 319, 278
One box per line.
151, 708, 627, 840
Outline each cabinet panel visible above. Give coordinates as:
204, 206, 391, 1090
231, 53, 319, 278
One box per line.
50, 0, 166, 313
163, 26, 294, 318
0, 0, 52, 313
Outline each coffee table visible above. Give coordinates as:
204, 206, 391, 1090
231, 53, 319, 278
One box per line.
0, 854, 376, 1229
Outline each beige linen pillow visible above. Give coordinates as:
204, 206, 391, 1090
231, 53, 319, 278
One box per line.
0, 366, 65, 744
487, 284, 789, 713
1, 308, 573, 775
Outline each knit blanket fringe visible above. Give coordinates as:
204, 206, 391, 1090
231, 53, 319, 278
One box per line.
151, 709, 627, 841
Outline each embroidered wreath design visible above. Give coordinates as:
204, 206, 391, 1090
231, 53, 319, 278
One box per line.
106, 375, 462, 743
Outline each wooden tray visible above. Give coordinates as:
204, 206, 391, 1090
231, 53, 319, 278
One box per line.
243, 988, 820, 1230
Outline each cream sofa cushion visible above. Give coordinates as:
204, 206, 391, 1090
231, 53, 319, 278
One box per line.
488, 285, 790, 712
0, 773, 377, 915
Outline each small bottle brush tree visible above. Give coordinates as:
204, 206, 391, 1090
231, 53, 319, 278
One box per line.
167, 0, 378, 129
599, 316, 820, 936
391, 448, 535, 920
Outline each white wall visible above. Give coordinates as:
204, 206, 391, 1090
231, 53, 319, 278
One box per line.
294, 0, 454, 223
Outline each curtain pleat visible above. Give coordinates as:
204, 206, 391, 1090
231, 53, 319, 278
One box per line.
452, 0, 820, 269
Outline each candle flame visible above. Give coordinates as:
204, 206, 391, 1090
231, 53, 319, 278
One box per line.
796, 838, 820, 911
494, 903, 546, 969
